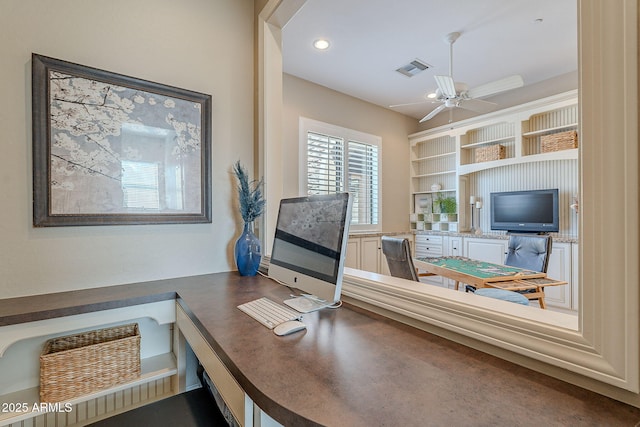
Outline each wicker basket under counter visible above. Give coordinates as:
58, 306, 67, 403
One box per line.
475, 144, 505, 163
541, 130, 578, 153
40, 323, 141, 403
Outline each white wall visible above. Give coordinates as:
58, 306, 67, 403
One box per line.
283, 73, 419, 232
0, 0, 255, 298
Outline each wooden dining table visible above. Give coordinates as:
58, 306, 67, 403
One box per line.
413, 256, 567, 309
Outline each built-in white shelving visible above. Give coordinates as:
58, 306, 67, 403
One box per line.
460, 136, 514, 149
0, 353, 177, 425
409, 90, 579, 234
410, 133, 459, 232
522, 123, 578, 138
0, 300, 178, 427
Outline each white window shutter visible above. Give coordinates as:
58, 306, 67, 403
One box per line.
301, 117, 381, 231
306, 131, 345, 195
347, 140, 379, 226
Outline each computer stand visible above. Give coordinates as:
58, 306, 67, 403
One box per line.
283, 295, 334, 313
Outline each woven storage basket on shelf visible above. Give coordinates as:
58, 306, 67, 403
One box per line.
475, 144, 505, 163
541, 130, 578, 153
40, 323, 140, 403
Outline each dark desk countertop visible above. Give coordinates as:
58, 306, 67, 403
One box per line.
1, 272, 638, 426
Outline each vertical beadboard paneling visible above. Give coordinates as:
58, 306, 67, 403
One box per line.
462, 122, 515, 164
412, 135, 456, 193
6, 380, 175, 427
524, 105, 579, 155
469, 159, 578, 237
465, 122, 514, 143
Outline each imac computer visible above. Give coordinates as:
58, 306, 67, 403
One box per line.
268, 193, 353, 313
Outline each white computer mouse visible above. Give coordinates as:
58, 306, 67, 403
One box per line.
273, 320, 307, 336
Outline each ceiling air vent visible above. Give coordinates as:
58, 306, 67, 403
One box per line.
396, 59, 431, 77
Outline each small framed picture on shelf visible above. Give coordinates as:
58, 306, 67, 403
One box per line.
415, 194, 433, 213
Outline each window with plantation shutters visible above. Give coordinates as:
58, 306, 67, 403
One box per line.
300, 117, 381, 231
348, 140, 379, 227
306, 131, 345, 194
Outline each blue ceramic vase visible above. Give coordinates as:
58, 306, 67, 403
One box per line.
234, 222, 261, 276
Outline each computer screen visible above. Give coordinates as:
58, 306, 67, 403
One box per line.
268, 193, 353, 305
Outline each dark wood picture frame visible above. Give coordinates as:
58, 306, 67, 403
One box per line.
32, 53, 212, 226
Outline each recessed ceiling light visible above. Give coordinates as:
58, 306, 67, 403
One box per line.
533, 18, 544, 24
313, 39, 330, 50
427, 93, 437, 99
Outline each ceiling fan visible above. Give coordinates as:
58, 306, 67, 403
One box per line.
395, 32, 524, 123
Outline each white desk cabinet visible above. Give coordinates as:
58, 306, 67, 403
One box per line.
463, 237, 508, 265
543, 242, 573, 310
345, 239, 360, 270
360, 236, 382, 273
415, 234, 446, 287
347, 234, 414, 276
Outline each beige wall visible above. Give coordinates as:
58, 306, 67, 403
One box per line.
0, 0, 255, 298
283, 73, 419, 232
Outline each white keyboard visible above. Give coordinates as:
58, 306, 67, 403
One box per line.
237, 297, 302, 329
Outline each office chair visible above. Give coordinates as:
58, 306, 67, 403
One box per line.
381, 236, 420, 281
466, 234, 552, 307
473, 287, 530, 305
382, 236, 530, 305
504, 234, 552, 273
503, 233, 552, 308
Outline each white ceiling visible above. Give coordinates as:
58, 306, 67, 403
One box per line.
282, 0, 577, 124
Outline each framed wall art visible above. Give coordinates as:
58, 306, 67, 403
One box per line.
32, 53, 212, 226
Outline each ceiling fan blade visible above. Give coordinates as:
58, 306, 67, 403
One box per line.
419, 104, 447, 123
434, 75, 457, 98
466, 75, 524, 99
457, 98, 497, 114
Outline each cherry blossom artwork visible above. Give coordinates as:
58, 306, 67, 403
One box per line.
32, 54, 212, 226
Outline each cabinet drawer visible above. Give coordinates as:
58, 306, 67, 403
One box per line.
415, 244, 443, 258
415, 234, 443, 245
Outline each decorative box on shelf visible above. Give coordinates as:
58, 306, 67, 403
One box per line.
541, 130, 578, 153
475, 144, 505, 162
39, 323, 141, 403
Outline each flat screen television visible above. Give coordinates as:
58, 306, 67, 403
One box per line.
268, 193, 353, 311
490, 189, 559, 233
